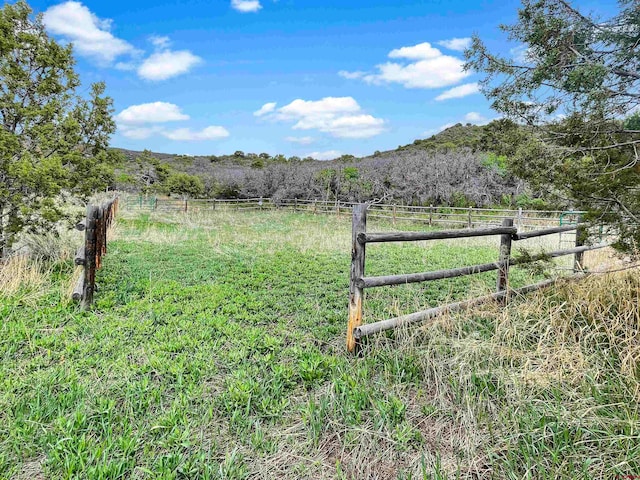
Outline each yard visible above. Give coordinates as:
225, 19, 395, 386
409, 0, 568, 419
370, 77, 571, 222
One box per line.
1, 209, 638, 479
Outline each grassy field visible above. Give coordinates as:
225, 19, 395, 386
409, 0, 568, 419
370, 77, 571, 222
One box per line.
1, 209, 639, 479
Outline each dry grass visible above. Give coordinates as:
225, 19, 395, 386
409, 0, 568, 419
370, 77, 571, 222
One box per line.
0, 255, 48, 300
371, 264, 640, 478
117, 209, 353, 253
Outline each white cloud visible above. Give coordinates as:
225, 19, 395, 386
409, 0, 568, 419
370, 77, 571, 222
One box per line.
277, 97, 360, 121
267, 97, 386, 139
149, 35, 171, 49
307, 150, 343, 161
435, 82, 480, 101
42, 1, 135, 64
437, 37, 472, 52
254, 102, 277, 117
162, 126, 230, 141
114, 62, 136, 71
285, 136, 315, 145
322, 114, 385, 139
370, 57, 469, 89
510, 45, 533, 64
231, 0, 262, 12
115, 102, 190, 124
389, 42, 441, 60
115, 102, 229, 141
338, 70, 366, 80
464, 112, 490, 124
42, 2, 203, 82
119, 126, 163, 140
138, 50, 202, 81
340, 42, 471, 89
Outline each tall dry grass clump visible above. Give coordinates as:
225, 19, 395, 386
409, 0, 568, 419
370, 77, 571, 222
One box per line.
495, 269, 640, 389
0, 255, 47, 299
16, 229, 79, 262
373, 267, 640, 478
1, 229, 81, 303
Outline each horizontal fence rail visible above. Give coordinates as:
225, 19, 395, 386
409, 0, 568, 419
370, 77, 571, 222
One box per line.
346, 204, 610, 353
359, 226, 518, 243
357, 242, 609, 289
353, 276, 582, 339
72, 197, 119, 308
123, 195, 583, 230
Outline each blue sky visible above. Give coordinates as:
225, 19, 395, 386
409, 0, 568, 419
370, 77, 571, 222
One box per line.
27, 0, 618, 159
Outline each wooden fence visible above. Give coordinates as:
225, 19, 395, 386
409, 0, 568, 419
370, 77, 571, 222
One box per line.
72, 197, 119, 308
346, 204, 609, 353
125, 196, 580, 230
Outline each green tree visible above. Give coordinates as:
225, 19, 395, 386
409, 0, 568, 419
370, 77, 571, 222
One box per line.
164, 172, 204, 199
624, 112, 640, 132
478, 119, 530, 158
466, 0, 640, 251
131, 150, 172, 194
0, 1, 118, 256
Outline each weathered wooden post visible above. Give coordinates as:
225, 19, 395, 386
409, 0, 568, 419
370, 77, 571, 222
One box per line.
517, 208, 523, 229
154, 197, 158, 210
574, 218, 586, 273
392, 205, 396, 226
429, 205, 433, 226
347, 204, 367, 353
81, 205, 99, 309
496, 218, 514, 303
313, 200, 317, 215
72, 213, 86, 300
184, 199, 188, 212
294, 198, 298, 212
468, 207, 473, 228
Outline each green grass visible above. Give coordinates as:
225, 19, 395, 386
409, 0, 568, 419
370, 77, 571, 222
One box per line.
1, 210, 638, 479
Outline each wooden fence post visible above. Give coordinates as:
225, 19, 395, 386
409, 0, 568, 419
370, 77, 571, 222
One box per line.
496, 218, 514, 302
429, 205, 433, 226
294, 198, 298, 212
392, 205, 396, 226
347, 204, 367, 353
184, 199, 188, 212
81, 205, 99, 309
574, 219, 586, 273
517, 208, 523, 229
154, 197, 158, 210
468, 207, 473, 228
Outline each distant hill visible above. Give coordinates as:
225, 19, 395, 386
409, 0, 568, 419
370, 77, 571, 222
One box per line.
111, 119, 546, 208
114, 119, 516, 171
410, 123, 487, 150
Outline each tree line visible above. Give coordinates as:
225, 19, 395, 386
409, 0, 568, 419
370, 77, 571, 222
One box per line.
115, 144, 529, 208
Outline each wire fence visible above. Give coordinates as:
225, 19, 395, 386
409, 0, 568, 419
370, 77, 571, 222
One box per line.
122, 195, 581, 230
